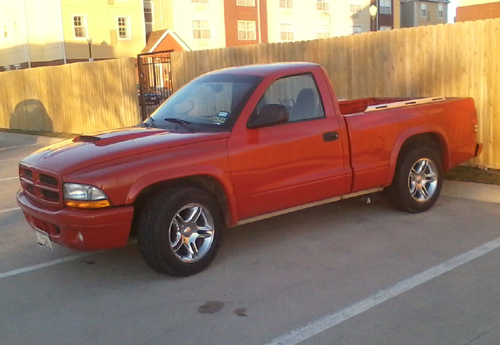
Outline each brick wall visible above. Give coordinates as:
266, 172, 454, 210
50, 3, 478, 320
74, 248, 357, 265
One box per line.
456, 2, 500, 21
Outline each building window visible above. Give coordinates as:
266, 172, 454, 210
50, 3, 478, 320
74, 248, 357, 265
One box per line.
279, 0, 293, 9
350, 3, 361, 14
117, 16, 131, 39
352, 26, 362, 34
237, 0, 255, 5
72, 15, 87, 39
438, 4, 444, 19
317, 0, 328, 11
379, 0, 391, 15
13, 22, 18, 43
192, 0, 209, 3
350, 2, 361, 18
421, 3, 428, 18
144, 1, 154, 24
380, 26, 392, 31
3, 25, 7, 38
317, 25, 330, 38
238, 21, 256, 40
193, 20, 210, 39
280, 23, 293, 41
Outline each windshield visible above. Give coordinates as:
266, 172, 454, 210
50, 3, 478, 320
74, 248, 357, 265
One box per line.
142, 74, 263, 132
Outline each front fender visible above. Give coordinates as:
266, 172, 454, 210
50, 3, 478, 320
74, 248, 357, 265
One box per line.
126, 165, 240, 226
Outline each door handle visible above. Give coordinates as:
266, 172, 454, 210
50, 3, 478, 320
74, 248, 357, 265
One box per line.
323, 131, 339, 142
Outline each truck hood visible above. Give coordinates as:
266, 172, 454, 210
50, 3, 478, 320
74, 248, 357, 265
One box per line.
21, 127, 229, 175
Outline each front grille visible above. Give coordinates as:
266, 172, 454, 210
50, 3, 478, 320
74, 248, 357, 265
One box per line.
42, 190, 60, 202
26, 184, 35, 194
19, 165, 61, 206
24, 169, 33, 179
40, 174, 58, 186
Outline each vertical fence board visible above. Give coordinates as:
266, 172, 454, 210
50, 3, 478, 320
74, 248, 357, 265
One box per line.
0, 58, 139, 135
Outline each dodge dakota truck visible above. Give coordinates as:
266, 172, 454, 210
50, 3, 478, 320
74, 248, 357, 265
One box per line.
17, 63, 482, 276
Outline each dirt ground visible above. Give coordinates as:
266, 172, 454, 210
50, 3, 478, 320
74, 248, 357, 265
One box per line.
444, 166, 500, 185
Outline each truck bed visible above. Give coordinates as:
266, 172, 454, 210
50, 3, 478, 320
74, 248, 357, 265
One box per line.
341, 97, 479, 193
338, 97, 446, 115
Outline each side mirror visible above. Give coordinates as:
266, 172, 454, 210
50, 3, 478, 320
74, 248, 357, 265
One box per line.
247, 104, 289, 129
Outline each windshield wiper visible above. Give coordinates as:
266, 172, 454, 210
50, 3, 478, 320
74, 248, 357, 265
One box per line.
164, 117, 191, 125
164, 117, 194, 132
147, 116, 157, 128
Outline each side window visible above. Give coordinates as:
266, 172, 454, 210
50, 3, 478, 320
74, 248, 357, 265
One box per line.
254, 74, 325, 123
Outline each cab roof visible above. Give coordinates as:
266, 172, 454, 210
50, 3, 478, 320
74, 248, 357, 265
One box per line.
207, 62, 321, 77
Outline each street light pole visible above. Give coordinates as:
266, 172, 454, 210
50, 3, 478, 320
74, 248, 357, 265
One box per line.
369, 4, 378, 32
86, 36, 93, 62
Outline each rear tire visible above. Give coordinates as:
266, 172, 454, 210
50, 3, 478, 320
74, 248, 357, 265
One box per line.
137, 187, 223, 276
387, 146, 442, 213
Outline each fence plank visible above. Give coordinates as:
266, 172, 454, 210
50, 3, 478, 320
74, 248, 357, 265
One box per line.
0, 58, 139, 134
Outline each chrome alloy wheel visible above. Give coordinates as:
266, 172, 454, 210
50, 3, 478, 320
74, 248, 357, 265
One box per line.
169, 203, 215, 263
408, 158, 439, 202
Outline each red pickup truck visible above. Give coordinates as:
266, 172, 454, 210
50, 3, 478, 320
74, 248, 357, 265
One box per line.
17, 63, 482, 276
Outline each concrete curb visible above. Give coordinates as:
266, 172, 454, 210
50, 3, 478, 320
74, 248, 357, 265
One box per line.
442, 180, 500, 204
36, 135, 68, 146
0, 132, 70, 149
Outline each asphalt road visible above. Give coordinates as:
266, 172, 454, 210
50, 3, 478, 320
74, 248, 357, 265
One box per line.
1, 131, 500, 345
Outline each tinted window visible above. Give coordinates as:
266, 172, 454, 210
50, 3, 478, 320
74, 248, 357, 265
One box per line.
144, 74, 262, 132
253, 73, 325, 123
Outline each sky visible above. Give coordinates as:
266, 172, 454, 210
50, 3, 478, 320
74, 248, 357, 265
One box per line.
448, 0, 458, 22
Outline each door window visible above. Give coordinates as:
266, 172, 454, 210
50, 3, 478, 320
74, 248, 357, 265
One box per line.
253, 74, 325, 123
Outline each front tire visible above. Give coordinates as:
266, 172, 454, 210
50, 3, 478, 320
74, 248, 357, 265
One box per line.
387, 146, 442, 213
137, 187, 223, 276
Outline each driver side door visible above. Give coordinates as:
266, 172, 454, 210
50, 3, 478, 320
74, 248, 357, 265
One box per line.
227, 72, 350, 220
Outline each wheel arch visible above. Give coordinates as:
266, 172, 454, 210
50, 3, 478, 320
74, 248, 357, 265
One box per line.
386, 131, 449, 186
130, 175, 236, 232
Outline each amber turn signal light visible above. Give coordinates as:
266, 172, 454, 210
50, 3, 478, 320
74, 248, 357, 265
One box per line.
65, 199, 112, 209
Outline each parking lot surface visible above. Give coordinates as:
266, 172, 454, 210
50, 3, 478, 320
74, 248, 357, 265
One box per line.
2, 131, 500, 345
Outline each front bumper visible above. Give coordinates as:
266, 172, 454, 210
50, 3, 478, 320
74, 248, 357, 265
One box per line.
17, 190, 134, 251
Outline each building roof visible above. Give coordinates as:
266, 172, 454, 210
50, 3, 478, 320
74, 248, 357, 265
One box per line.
141, 29, 191, 54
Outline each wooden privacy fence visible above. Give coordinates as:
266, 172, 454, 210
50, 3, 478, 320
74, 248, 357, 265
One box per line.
171, 19, 500, 169
0, 58, 140, 134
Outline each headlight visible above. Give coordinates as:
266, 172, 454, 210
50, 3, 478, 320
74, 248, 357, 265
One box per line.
63, 183, 111, 209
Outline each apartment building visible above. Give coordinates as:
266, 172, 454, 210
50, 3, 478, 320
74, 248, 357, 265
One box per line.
456, 0, 500, 21
145, 0, 226, 51
224, 0, 268, 46
401, 0, 450, 27
143, 0, 400, 53
373, 0, 400, 31
0, 0, 146, 71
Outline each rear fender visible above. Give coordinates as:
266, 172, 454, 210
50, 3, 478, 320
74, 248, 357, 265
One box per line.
385, 127, 449, 186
